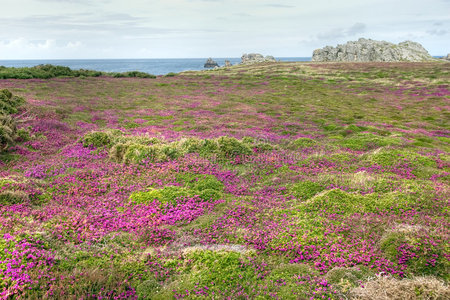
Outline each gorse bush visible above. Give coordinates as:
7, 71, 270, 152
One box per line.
0, 90, 27, 152
1, 89, 25, 115
82, 131, 263, 164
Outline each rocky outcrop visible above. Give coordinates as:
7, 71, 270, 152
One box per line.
204, 58, 219, 68
444, 54, 450, 61
241, 53, 276, 64
224, 60, 232, 67
312, 38, 434, 62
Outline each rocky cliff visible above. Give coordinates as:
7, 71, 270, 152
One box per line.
312, 38, 434, 62
241, 53, 276, 64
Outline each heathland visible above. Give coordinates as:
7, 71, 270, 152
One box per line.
0, 61, 449, 299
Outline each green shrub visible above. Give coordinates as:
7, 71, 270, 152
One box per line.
112, 71, 156, 78
199, 139, 219, 155
188, 174, 224, 191
0, 190, 29, 205
156, 250, 263, 298
290, 180, 324, 200
289, 137, 317, 149
0, 89, 25, 114
136, 278, 160, 299
337, 133, 401, 151
123, 144, 158, 164
130, 186, 189, 206
369, 149, 436, 167
381, 231, 449, 279
109, 142, 130, 162
82, 131, 111, 148
177, 137, 203, 153
217, 136, 252, 158
301, 189, 411, 215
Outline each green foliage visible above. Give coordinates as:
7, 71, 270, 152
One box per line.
112, 71, 156, 78
301, 189, 412, 215
368, 149, 436, 167
155, 250, 264, 298
82, 131, 111, 147
123, 144, 158, 164
0, 190, 29, 205
0, 89, 25, 114
381, 231, 449, 280
130, 186, 189, 206
164, 72, 177, 77
0, 65, 155, 79
136, 279, 160, 299
336, 133, 401, 150
264, 264, 319, 299
290, 180, 324, 200
130, 174, 224, 205
217, 136, 252, 158
289, 137, 317, 149
0, 90, 26, 152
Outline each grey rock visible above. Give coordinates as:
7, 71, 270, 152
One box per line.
224, 60, 232, 67
312, 38, 435, 62
204, 58, 219, 68
445, 54, 450, 61
241, 53, 276, 64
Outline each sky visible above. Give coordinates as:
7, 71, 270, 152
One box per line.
0, 0, 449, 59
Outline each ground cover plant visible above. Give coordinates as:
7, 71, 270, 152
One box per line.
0, 61, 449, 299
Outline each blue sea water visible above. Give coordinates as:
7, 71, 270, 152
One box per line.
0, 57, 311, 76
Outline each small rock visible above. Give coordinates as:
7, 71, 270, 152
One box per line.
224, 60, 232, 67
204, 58, 219, 68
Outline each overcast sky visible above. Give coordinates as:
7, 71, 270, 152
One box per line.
0, 0, 449, 59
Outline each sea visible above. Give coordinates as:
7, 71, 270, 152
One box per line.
0, 57, 311, 76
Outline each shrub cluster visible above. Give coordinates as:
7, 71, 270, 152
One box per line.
82, 131, 261, 164
0, 64, 156, 79
129, 173, 224, 206
0, 89, 26, 151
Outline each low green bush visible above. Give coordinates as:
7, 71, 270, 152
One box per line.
217, 136, 252, 158
82, 131, 111, 147
336, 133, 401, 150
289, 137, 317, 149
381, 231, 449, 279
123, 143, 158, 164
290, 180, 324, 200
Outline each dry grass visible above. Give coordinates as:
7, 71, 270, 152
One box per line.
351, 275, 450, 300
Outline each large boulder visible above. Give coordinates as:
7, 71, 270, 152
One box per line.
204, 58, 219, 68
241, 53, 276, 64
312, 38, 435, 62
444, 54, 450, 61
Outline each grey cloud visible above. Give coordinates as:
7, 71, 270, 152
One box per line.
317, 22, 366, 40
0, 13, 174, 38
347, 22, 366, 35
427, 29, 448, 36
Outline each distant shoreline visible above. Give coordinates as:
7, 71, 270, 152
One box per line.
0, 58, 311, 76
